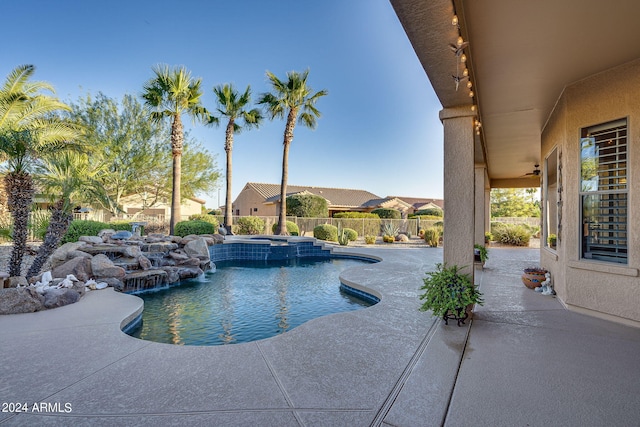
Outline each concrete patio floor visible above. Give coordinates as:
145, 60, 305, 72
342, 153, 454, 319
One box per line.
1, 246, 638, 426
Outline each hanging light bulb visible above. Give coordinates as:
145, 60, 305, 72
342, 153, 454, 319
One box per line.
452, 15, 458, 26
469, 90, 474, 97
457, 36, 464, 47
467, 81, 472, 89
471, 105, 476, 111
463, 68, 469, 77
460, 53, 467, 63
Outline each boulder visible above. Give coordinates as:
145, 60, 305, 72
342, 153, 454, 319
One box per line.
183, 237, 210, 261
179, 257, 202, 266
91, 254, 126, 280
50, 242, 87, 268
9, 276, 28, 288
0, 287, 44, 314
67, 250, 93, 260
52, 257, 92, 282
100, 277, 124, 291
43, 288, 80, 309
124, 245, 142, 258
160, 267, 181, 284
211, 234, 225, 244
138, 255, 152, 270
110, 230, 132, 240
79, 236, 103, 244
168, 250, 190, 261
396, 234, 409, 242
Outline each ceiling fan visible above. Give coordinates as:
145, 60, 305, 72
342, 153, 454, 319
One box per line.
522, 164, 541, 177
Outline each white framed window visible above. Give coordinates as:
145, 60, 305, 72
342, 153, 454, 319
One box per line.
580, 118, 627, 264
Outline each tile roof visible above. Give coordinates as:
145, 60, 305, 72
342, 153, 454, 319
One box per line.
245, 182, 381, 208
388, 196, 444, 210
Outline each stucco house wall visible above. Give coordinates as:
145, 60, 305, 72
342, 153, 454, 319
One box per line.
232, 186, 277, 217
542, 58, 640, 326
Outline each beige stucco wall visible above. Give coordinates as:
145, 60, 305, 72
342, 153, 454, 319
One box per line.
233, 187, 277, 217
541, 58, 640, 326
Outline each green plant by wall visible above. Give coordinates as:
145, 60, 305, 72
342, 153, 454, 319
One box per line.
189, 214, 220, 229
108, 220, 138, 232
547, 233, 557, 247
333, 212, 379, 219
174, 220, 216, 237
234, 216, 265, 235
364, 235, 376, 244
333, 213, 381, 237
414, 207, 443, 217
419, 263, 484, 320
272, 221, 299, 236
313, 224, 338, 242
474, 244, 489, 263
343, 227, 357, 241
371, 208, 401, 219
381, 222, 400, 238
490, 222, 531, 246
423, 227, 440, 247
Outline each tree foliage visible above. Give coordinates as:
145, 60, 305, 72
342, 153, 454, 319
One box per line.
285, 193, 328, 217
490, 188, 540, 218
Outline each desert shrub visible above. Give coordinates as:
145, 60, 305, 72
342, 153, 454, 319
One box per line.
189, 214, 219, 229
381, 221, 400, 238
333, 212, 379, 218
272, 221, 299, 235
364, 235, 376, 244
433, 221, 444, 228
343, 227, 358, 241
234, 216, 265, 235
409, 215, 443, 221
313, 224, 338, 242
371, 208, 401, 219
286, 193, 329, 217
29, 209, 51, 241
208, 209, 222, 216
423, 227, 440, 247
62, 220, 110, 243
491, 222, 531, 246
174, 220, 216, 237
414, 207, 443, 217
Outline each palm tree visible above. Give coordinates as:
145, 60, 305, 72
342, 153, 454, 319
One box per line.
0, 65, 80, 277
27, 152, 103, 278
258, 70, 327, 235
208, 84, 262, 230
142, 64, 208, 235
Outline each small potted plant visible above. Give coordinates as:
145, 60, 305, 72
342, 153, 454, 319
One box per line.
419, 263, 484, 326
474, 244, 489, 266
547, 233, 557, 248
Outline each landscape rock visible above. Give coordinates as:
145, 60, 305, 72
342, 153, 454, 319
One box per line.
124, 245, 142, 258
43, 288, 80, 309
183, 237, 210, 261
110, 231, 132, 240
79, 236, 104, 244
138, 255, 152, 270
179, 257, 202, 266
0, 287, 44, 314
50, 242, 87, 268
99, 277, 124, 291
91, 254, 126, 280
9, 276, 29, 288
52, 257, 92, 282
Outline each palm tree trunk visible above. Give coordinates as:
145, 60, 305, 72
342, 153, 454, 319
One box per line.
277, 109, 297, 235
26, 200, 72, 279
224, 119, 234, 228
170, 113, 184, 235
5, 172, 35, 277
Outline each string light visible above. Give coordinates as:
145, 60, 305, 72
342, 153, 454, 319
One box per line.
452, 15, 458, 26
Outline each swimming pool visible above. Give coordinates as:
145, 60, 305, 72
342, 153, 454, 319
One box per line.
126, 257, 377, 346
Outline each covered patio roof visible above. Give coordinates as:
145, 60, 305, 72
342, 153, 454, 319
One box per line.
391, 0, 640, 187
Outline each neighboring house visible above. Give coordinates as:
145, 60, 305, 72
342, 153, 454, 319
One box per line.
392, 1, 640, 326
232, 183, 442, 218
390, 197, 444, 213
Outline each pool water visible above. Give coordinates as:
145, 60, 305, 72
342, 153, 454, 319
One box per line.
127, 257, 375, 346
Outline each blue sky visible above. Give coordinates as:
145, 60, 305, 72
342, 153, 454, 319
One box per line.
1, 0, 443, 209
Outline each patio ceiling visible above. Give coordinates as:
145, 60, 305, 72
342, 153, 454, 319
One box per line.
391, 0, 640, 187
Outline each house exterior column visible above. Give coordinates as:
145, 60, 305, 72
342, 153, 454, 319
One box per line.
439, 107, 476, 275
475, 164, 488, 246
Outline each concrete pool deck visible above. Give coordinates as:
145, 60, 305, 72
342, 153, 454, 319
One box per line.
1, 246, 639, 426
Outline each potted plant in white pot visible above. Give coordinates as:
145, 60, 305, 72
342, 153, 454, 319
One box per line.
419, 263, 484, 326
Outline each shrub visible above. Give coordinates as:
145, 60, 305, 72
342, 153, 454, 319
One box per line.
409, 214, 443, 221
364, 235, 376, 244
381, 222, 399, 238
62, 220, 110, 244
234, 216, 265, 235
208, 209, 222, 216
313, 224, 338, 242
286, 193, 329, 217
343, 227, 358, 241
108, 220, 137, 231
333, 212, 379, 219
333, 213, 380, 237
371, 208, 401, 219
189, 214, 219, 229
414, 207, 443, 217
272, 221, 299, 236
491, 222, 531, 246
29, 209, 51, 241
174, 220, 216, 237
423, 227, 440, 247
